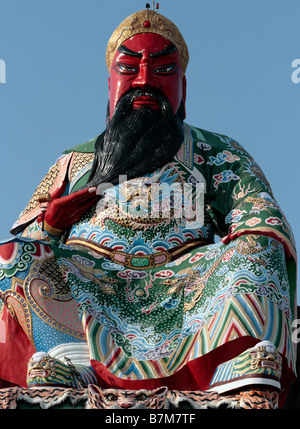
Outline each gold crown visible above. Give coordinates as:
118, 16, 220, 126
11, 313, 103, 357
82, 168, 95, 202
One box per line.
106, 10, 189, 76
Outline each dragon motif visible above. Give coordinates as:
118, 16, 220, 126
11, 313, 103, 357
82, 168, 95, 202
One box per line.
245, 192, 279, 214
233, 181, 257, 200
90, 164, 193, 231
58, 256, 119, 295
236, 235, 268, 255
178, 235, 268, 312
183, 248, 234, 312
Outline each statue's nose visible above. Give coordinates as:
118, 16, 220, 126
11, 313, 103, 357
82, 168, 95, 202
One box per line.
131, 64, 160, 91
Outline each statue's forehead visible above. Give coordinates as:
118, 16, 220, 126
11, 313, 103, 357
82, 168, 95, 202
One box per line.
119, 33, 174, 55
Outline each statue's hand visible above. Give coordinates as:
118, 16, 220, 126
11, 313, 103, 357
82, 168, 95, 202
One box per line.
38, 187, 99, 236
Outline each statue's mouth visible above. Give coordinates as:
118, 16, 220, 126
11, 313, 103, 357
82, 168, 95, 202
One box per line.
132, 96, 160, 109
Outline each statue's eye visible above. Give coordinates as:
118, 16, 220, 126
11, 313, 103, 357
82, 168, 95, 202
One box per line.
136, 393, 147, 401
153, 64, 176, 74
106, 394, 118, 402
115, 63, 138, 73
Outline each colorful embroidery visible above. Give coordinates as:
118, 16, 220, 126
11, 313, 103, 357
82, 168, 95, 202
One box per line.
0, 123, 296, 397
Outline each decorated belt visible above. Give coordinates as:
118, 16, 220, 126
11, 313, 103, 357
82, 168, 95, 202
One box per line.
65, 237, 213, 270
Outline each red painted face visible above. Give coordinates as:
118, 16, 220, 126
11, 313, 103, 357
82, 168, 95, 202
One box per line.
108, 33, 186, 119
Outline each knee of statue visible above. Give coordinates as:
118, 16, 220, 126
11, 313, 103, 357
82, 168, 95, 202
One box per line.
208, 340, 283, 396
26, 351, 97, 389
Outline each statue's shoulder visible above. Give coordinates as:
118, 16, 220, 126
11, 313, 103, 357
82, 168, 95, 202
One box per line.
188, 124, 233, 150
11, 153, 73, 234
11, 134, 103, 234
178, 123, 237, 170
62, 134, 107, 192
63, 134, 102, 154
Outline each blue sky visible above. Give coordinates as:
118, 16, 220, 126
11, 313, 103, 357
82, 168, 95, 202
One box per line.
0, 0, 299, 300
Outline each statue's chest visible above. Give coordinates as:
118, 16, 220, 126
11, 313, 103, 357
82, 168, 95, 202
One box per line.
67, 161, 213, 253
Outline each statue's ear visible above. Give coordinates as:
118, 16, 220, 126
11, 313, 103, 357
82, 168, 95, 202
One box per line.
89, 384, 102, 395
153, 386, 168, 397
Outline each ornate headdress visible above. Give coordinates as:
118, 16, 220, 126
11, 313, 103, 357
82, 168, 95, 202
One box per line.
106, 9, 189, 76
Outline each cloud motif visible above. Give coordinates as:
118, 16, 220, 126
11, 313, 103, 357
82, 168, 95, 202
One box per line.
265, 217, 283, 226
161, 297, 179, 310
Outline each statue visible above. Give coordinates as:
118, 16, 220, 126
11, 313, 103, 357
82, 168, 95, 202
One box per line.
0, 7, 297, 409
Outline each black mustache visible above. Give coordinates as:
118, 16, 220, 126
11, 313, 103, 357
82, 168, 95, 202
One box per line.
129, 89, 161, 101
111, 88, 170, 119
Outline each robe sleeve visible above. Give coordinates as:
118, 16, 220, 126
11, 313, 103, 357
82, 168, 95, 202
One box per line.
192, 126, 297, 316
192, 128, 296, 261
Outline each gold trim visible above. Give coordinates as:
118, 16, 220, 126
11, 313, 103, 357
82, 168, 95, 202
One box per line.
43, 221, 64, 237
1, 288, 35, 347
65, 237, 211, 269
24, 274, 85, 340
11, 276, 24, 292
66, 239, 111, 256
106, 10, 189, 76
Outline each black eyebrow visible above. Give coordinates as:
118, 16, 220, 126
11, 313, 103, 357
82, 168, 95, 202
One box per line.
117, 43, 177, 59
150, 44, 177, 58
117, 45, 143, 57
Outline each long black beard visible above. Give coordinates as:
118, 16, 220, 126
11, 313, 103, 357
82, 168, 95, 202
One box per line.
83, 89, 185, 189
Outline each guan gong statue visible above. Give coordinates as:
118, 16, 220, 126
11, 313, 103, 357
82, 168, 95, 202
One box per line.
0, 7, 296, 409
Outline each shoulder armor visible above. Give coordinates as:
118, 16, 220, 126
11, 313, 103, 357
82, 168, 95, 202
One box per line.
10, 153, 73, 235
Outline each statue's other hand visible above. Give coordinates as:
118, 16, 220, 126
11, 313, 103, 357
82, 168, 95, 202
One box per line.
40, 187, 99, 236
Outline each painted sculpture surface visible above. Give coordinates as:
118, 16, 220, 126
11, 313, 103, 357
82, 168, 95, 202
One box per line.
0, 8, 297, 409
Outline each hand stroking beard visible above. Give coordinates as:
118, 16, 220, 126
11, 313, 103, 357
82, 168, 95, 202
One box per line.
84, 88, 185, 190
